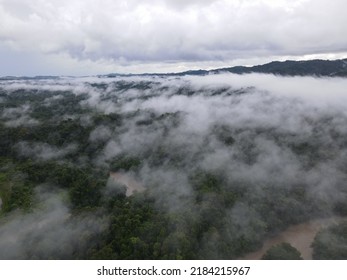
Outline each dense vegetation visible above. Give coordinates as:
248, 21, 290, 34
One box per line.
1, 74, 347, 259
262, 243, 303, 260
312, 222, 347, 259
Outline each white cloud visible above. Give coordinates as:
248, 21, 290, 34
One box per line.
15, 141, 78, 161
2, 73, 347, 257
0, 188, 107, 259
0, 0, 346, 74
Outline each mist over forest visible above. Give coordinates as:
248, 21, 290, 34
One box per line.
1, 73, 347, 259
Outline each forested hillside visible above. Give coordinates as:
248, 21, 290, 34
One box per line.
1, 73, 347, 259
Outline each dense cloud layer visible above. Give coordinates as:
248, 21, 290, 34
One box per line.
7, 75, 347, 202
1, 73, 347, 259
0, 187, 107, 259
15, 142, 77, 161
1, 0, 347, 75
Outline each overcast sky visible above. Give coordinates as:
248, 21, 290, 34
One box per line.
0, 0, 347, 76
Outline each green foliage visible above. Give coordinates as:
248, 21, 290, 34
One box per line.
0, 171, 34, 213
90, 196, 170, 259
0, 158, 107, 212
93, 113, 122, 127
191, 171, 222, 194
6, 182, 34, 212
190, 170, 237, 208
110, 154, 142, 172
2, 76, 347, 260
69, 175, 103, 209
312, 222, 347, 259
261, 243, 303, 260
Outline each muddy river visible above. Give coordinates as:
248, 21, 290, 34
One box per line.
108, 173, 345, 259
241, 216, 346, 259
109, 172, 145, 197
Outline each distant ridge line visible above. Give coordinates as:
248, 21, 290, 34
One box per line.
1, 58, 347, 79
103, 58, 347, 78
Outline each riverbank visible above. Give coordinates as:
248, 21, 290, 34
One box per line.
109, 172, 145, 197
240, 216, 347, 259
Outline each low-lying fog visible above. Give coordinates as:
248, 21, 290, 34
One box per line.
1, 73, 347, 259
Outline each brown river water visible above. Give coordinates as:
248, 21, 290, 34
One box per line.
108, 173, 345, 260
109, 172, 145, 197
240, 216, 347, 260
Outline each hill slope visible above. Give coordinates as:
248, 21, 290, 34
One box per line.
213, 59, 347, 77
103, 58, 347, 78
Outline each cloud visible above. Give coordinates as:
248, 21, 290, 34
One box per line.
72, 74, 347, 222
2, 73, 347, 258
0, 187, 107, 259
0, 0, 347, 75
1, 104, 40, 127
15, 141, 77, 161
89, 125, 112, 143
